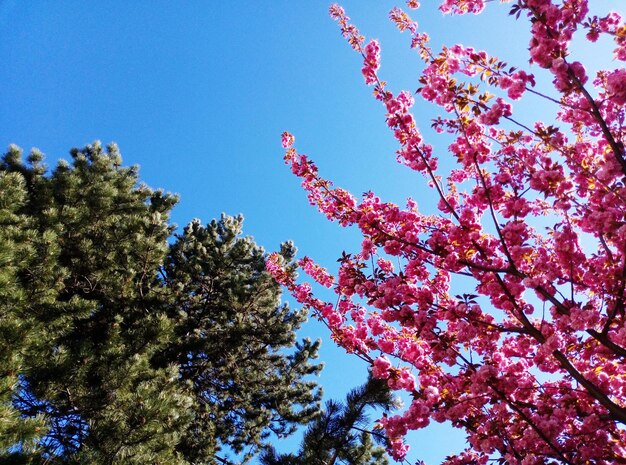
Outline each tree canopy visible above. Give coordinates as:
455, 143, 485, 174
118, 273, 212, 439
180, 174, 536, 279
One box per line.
0, 142, 321, 465
261, 376, 394, 465
268, 1, 626, 463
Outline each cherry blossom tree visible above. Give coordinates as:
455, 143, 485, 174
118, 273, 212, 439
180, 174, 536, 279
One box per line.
267, 1, 626, 463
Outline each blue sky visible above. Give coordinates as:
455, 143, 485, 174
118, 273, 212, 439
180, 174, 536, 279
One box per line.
0, 1, 622, 463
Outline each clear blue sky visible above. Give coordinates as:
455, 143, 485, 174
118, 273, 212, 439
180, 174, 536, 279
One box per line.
0, 1, 621, 463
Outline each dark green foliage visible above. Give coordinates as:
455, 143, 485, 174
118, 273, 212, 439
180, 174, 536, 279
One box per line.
261, 376, 394, 465
2, 143, 192, 465
0, 168, 46, 461
0, 142, 321, 465
161, 217, 322, 463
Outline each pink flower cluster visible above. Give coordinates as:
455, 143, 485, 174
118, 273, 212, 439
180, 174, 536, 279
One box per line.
281, 130, 295, 149
498, 70, 535, 100
606, 69, 626, 105
551, 58, 588, 93
362, 40, 381, 85
298, 256, 334, 288
439, 0, 485, 15
585, 12, 626, 61
389, 7, 417, 35
527, 0, 589, 68
272, 1, 626, 463
329, 4, 364, 51
478, 98, 512, 126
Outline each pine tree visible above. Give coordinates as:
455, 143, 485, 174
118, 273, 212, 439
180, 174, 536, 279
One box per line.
1, 143, 193, 465
261, 376, 394, 465
160, 217, 322, 464
0, 142, 321, 465
0, 167, 46, 461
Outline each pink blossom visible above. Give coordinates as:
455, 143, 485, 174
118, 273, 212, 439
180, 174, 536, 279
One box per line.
281, 131, 295, 149
275, 2, 626, 463
362, 39, 381, 84
372, 356, 392, 379
478, 98, 512, 125
606, 69, 626, 105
